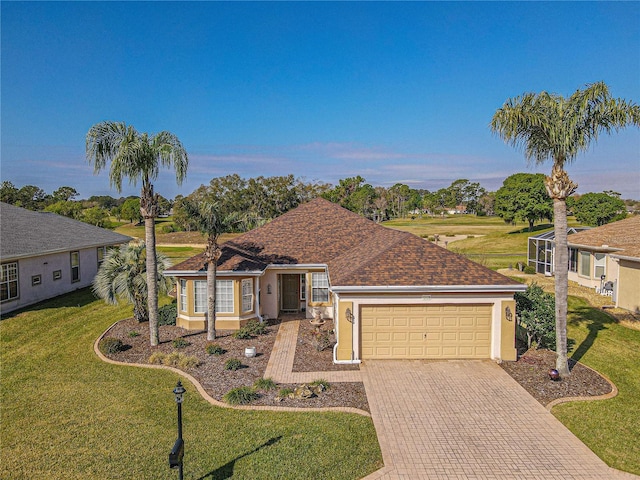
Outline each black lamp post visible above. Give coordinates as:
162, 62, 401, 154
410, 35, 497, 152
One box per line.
169, 380, 186, 479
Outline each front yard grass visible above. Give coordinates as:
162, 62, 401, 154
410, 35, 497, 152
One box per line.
554, 296, 640, 475
0, 289, 382, 479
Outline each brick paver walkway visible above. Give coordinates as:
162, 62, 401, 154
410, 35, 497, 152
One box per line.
360, 359, 638, 480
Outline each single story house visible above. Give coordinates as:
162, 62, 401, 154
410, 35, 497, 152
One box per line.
165, 198, 525, 363
565, 216, 640, 312
0, 202, 131, 314
527, 227, 590, 275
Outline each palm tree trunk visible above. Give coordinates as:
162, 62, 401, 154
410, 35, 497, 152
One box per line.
145, 216, 160, 346
552, 198, 570, 376
207, 258, 217, 341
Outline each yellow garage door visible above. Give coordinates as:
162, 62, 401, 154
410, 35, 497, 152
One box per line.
361, 304, 492, 359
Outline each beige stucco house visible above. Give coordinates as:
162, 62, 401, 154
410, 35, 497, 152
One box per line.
0, 202, 131, 314
166, 198, 525, 363
566, 216, 640, 313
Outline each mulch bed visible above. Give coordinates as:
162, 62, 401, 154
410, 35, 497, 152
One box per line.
499, 348, 612, 407
102, 317, 369, 412
102, 318, 612, 412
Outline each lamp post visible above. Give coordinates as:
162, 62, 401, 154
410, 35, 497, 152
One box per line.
169, 380, 186, 480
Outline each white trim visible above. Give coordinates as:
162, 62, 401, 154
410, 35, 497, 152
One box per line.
164, 269, 264, 277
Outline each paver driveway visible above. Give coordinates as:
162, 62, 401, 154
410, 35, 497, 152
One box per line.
360, 359, 637, 480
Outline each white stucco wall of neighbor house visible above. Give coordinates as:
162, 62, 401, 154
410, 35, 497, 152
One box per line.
1, 247, 101, 314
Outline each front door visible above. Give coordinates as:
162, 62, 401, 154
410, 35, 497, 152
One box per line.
281, 274, 299, 312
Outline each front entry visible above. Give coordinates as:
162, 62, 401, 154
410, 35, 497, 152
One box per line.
281, 274, 300, 312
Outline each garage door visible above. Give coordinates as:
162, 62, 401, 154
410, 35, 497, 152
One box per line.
361, 304, 492, 359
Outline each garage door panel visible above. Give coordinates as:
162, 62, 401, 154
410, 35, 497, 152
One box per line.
361, 304, 492, 359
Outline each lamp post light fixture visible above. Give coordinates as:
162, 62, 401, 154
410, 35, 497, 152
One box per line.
169, 380, 186, 480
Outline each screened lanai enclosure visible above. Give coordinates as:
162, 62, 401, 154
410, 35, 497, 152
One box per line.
527, 228, 590, 275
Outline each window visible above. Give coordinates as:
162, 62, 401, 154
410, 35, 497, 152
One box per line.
594, 253, 606, 279
216, 280, 234, 313
194, 279, 235, 314
31, 275, 42, 286
97, 246, 107, 265
579, 251, 590, 277
71, 251, 80, 282
179, 279, 187, 312
242, 279, 253, 313
194, 280, 207, 313
53, 270, 62, 281
568, 248, 578, 273
311, 272, 329, 303
1, 262, 19, 302
300, 274, 306, 300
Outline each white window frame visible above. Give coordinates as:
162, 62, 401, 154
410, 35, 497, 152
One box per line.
579, 251, 590, 278
300, 274, 306, 300
311, 272, 329, 303
216, 279, 234, 313
31, 274, 42, 286
194, 280, 207, 313
53, 270, 62, 281
1, 262, 19, 302
594, 253, 606, 279
179, 279, 187, 312
241, 279, 253, 313
71, 251, 80, 283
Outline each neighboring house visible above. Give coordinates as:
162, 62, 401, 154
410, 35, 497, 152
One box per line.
165, 198, 525, 364
527, 227, 590, 275
566, 216, 640, 313
0, 202, 131, 314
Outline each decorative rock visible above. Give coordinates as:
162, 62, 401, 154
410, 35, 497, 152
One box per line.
291, 384, 316, 399
548, 368, 560, 381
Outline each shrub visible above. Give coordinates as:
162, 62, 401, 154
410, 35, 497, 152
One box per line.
128, 330, 140, 338
205, 343, 225, 355
523, 265, 536, 275
99, 337, 124, 355
158, 303, 177, 326
245, 319, 267, 336
515, 282, 556, 350
177, 355, 199, 369
172, 338, 190, 349
233, 328, 253, 340
223, 386, 259, 405
149, 351, 166, 364
254, 377, 277, 391
161, 224, 176, 233
163, 352, 182, 366
310, 379, 330, 390
277, 387, 294, 398
224, 358, 243, 371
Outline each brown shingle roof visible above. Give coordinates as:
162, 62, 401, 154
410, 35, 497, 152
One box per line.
567, 216, 640, 260
170, 198, 520, 288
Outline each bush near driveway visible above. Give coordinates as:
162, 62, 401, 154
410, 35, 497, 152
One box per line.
0, 288, 382, 479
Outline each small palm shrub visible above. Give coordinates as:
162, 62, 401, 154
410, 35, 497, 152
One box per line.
245, 319, 267, 336
205, 343, 225, 355
128, 330, 140, 338
310, 379, 330, 390
158, 303, 177, 326
164, 352, 182, 366
172, 338, 190, 349
254, 377, 277, 391
99, 337, 124, 355
233, 328, 253, 340
224, 358, 243, 371
177, 355, 199, 369
223, 386, 259, 405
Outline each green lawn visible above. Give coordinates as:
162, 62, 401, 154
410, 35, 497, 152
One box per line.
157, 245, 205, 266
0, 290, 382, 479
554, 296, 640, 475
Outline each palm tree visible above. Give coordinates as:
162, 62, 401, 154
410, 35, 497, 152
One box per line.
491, 82, 639, 376
93, 242, 172, 323
86, 122, 188, 346
182, 199, 247, 340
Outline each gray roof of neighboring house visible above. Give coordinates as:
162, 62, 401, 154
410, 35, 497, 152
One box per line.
1, 202, 131, 261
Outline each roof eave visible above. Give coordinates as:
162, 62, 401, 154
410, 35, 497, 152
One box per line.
1, 238, 131, 262
331, 284, 527, 294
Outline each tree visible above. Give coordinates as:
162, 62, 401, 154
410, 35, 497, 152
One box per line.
515, 283, 556, 350
16, 185, 48, 210
491, 82, 639, 377
121, 198, 142, 224
93, 242, 172, 323
82, 206, 109, 227
0, 181, 19, 204
572, 192, 626, 226
494, 173, 553, 231
44, 200, 83, 219
86, 121, 188, 346
52, 186, 79, 202
182, 199, 244, 341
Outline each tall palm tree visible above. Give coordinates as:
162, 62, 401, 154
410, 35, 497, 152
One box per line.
93, 242, 172, 323
182, 199, 249, 340
491, 82, 639, 376
86, 122, 188, 346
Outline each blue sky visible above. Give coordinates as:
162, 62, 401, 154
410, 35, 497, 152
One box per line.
2, 1, 639, 200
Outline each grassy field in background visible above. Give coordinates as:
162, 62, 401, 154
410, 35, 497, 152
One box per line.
0, 289, 382, 480
157, 245, 205, 266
